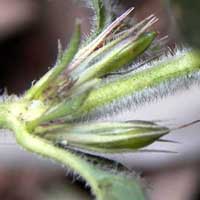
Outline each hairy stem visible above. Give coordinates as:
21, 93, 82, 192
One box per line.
75, 50, 200, 117
0, 104, 99, 194
0, 103, 145, 200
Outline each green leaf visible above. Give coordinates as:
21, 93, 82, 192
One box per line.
94, 172, 145, 200
80, 0, 116, 39
76, 32, 156, 85
39, 92, 88, 121
73, 50, 200, 117
69, 8, 134, 73
26, 79, 99, 131
25, 21, 81, 100
71, 15, 158, 77
91, 0, 108, 35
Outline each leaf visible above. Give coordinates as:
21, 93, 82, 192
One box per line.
76, 32, 156, 85
68, 7, 134, 73
73, 50, 200, 118
94, 172, 145, 200
25, 20, 81, 100
80, 0, 116, 39
91, 0, 108, 35
71, 15, 158, 77
26, 79, 99, 131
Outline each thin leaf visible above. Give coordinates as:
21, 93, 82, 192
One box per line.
71, 15, 158, 77
25, 20, 81, 100
27, 79, 99, 131
91, 0, 108, 35
80, 0, 118, 42
67, 7, 134, 73
76, 32, 156, 85
72, 50, 200, 118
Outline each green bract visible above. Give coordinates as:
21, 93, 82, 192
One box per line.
42, 121, 169, 153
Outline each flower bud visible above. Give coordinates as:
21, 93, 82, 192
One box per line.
44, 120, 169, 153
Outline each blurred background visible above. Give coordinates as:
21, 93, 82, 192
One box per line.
0, 0, 200, 199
